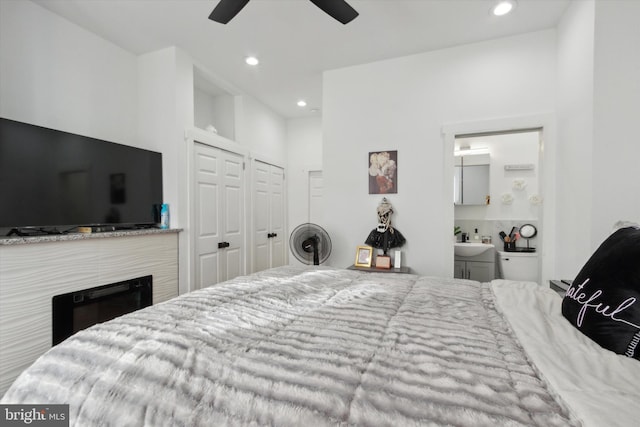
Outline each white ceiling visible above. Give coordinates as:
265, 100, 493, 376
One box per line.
32, 0, 570, 119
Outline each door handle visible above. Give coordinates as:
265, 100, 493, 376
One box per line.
218, 241, 230, 248
267, 233, 278, 238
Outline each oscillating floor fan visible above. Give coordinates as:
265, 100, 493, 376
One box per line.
290, 223, 332, 265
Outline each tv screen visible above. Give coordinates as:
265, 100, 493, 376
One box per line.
0, 118, 163, 234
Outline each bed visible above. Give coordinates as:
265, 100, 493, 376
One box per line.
2, 265, 639, 426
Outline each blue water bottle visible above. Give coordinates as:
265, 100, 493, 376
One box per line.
160, 204, 170, 229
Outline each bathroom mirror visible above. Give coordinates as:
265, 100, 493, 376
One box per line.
454, 153, 490, 205
519, 224, 537, 239
519, 223, 537, 252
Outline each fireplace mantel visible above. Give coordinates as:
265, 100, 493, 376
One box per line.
0, 230, 179, 395
0, 227, 178, 245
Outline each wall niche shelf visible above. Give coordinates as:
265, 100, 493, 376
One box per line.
193, 66, 236, 142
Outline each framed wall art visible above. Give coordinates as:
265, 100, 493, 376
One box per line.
368, 150, 397, 194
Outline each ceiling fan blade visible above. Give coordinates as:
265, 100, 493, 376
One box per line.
208, 0, 250, 24
308, 0, 359, 24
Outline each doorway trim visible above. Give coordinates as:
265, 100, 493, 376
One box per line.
441, 113, 557, 284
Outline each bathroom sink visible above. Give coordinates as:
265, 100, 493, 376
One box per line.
454, 242, 495, 257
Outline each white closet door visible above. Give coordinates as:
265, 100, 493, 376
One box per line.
252, 161, 270, 273
308, 170, 324, 225
269, 166, 285, 268
220, 151, 245, 281
252, 161, 285, 273
194, 143, 221, 289
194, 143, 245, 288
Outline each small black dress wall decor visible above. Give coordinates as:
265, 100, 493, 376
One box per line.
365, 197, 406, 255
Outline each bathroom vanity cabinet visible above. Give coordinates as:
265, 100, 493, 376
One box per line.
454, 249, 495, 282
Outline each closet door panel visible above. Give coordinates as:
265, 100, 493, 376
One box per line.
194, 144, 222, 289
193, 143, 245, 288
199, 253, 219, 289
197, 184, 219, 249
224, 247, 242, 281
252, 161, 270, 273
221, 150, 245, 281
269, 166, 285, 268
252, 161, 285, 272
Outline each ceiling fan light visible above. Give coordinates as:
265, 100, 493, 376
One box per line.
245, 56, 259, 66
492, 0, 515, 16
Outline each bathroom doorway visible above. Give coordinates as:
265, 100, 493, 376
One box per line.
454, 129, 542, 283
442, 114, 556, 285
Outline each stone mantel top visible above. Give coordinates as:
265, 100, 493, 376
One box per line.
0, 228, 181, 246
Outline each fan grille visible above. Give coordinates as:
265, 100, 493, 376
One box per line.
290, 223, 332, 265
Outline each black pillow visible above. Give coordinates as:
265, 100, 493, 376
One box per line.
562, 226, 640, 360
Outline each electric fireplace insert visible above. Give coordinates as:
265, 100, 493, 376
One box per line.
52, 275, 152, 345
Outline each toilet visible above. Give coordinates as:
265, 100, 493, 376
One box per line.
498, 251, 539, 283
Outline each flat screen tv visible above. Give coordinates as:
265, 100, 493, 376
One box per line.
0, 118, 163, 235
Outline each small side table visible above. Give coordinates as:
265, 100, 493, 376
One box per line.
347, 265, 411, 274
549, 279, 572, 296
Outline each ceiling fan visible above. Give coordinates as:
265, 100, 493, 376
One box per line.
208, 0, 359, 25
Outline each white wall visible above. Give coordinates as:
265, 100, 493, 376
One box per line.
137, 46, 195, 295
0, 0, 137, 145
323, 31, 557, 275
194, 89, 218, 130
137, 47, 181, 170
591, 0, 640, 246
237, 95, 287, 165
555, 0, 595, 279
555, 0, 640, 279
193, 89, 235, 140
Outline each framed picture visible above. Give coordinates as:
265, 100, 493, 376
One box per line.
369, 150, 397, 194
376, 255, 392, 269
354, 245, 373, 267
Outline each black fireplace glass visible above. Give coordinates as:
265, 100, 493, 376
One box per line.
52, 275, 152, 345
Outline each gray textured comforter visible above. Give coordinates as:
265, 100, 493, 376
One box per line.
2, 266, 579, 426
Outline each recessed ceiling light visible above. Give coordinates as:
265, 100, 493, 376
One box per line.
245, 56, 259, 66
492, 0, 516, 16
297, 100, 307, 107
